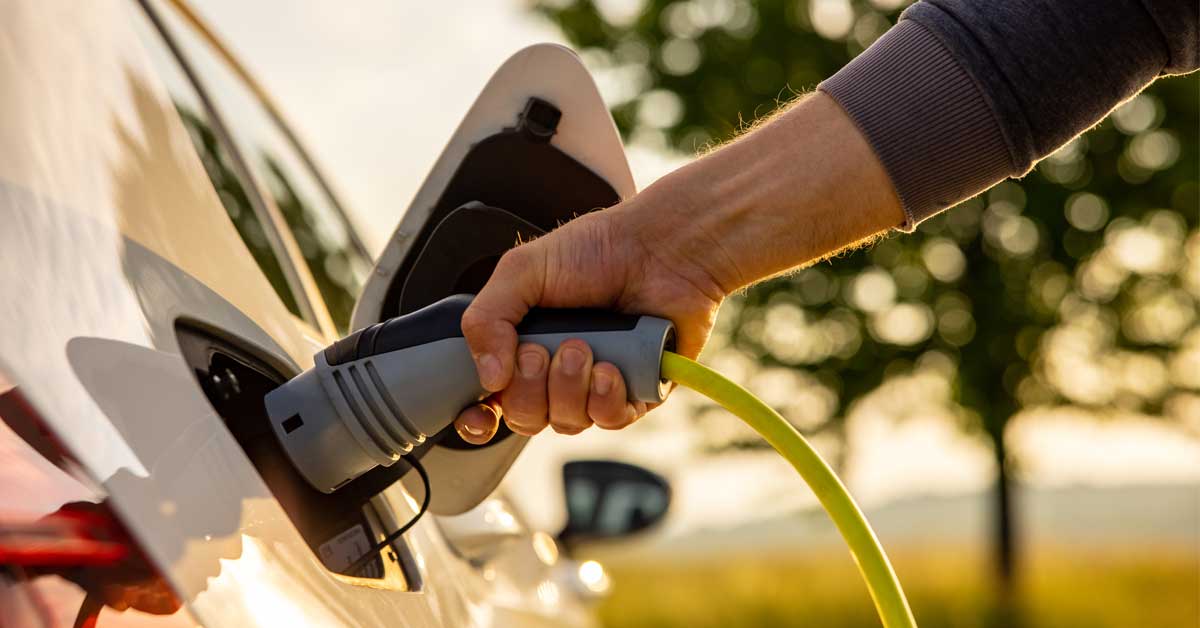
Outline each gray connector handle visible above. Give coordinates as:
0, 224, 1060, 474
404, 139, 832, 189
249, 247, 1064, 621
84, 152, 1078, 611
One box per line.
265, 295, 675, 493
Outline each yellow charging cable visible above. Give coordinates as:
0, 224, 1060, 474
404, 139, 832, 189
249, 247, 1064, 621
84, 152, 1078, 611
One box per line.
661, 352, 917, 628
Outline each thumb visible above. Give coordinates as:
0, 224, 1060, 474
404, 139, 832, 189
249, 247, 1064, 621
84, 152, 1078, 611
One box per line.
461, 244, 547, 392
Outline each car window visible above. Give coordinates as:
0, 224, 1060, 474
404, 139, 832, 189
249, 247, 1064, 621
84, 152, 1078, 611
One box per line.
151, 2, 372, 332
131, 2, 305, 320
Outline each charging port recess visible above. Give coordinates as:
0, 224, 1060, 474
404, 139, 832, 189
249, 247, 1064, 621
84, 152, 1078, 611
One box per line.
175, 321, 421, 583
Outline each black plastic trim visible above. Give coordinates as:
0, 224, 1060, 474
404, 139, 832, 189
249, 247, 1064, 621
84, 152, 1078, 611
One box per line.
326, 294, 642, 365
515, 308, 640, 335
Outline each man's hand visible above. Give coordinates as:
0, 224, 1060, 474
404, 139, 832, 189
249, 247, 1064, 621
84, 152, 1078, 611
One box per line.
453, 178, 728, 444
452, 93, 901, 444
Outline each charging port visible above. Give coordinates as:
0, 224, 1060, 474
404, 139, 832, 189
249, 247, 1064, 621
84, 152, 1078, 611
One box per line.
175, 322, 418, 584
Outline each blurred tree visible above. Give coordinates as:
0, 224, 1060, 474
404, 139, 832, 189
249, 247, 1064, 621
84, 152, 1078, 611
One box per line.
262, 156, 362, 332
533, 0, 1199, 596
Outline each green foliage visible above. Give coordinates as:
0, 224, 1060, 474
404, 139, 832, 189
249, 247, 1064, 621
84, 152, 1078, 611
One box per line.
533, 0, 1199, 452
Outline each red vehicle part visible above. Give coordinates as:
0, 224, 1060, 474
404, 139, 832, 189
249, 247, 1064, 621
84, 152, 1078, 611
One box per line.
0, 376, 193, 628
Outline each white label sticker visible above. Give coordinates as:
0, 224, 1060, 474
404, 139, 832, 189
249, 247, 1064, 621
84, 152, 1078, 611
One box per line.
319, 524, 373, 574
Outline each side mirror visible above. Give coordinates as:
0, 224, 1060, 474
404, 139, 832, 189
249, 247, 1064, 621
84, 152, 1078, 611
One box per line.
558, 460, 670, 546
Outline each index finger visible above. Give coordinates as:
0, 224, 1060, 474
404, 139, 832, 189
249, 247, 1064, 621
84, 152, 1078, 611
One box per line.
461, 244, 548, 392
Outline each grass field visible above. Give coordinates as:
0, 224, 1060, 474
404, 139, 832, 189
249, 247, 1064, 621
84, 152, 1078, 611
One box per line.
593, 544, 1198, 628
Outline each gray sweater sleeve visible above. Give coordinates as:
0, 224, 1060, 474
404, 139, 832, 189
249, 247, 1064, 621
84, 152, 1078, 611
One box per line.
818, 0, 1199, 231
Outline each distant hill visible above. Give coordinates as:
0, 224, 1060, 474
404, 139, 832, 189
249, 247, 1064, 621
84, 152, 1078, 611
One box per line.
589, 483, 1199, 562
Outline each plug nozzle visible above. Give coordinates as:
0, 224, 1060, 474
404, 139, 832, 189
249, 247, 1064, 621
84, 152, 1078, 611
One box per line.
265, 295, 674, 493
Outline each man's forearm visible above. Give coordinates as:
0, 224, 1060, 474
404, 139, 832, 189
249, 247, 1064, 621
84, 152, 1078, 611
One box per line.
819, 0, 1198, 230
618, 93, 903, 295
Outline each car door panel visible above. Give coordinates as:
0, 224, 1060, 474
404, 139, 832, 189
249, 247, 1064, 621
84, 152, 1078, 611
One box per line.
56, 241, 461, 627
3, 2, 614, 626
0, 2, 467, 625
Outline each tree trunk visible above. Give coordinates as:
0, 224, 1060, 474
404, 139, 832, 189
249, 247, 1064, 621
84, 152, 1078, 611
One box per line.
994, 434, 1016, 586
992, 433, 1019, 625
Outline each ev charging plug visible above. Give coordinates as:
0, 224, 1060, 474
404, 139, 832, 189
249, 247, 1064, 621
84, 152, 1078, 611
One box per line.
264, 294, 675, 494
265, 294, 917, 627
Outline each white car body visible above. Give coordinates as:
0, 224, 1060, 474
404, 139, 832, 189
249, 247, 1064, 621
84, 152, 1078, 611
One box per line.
0, 0, 636, 625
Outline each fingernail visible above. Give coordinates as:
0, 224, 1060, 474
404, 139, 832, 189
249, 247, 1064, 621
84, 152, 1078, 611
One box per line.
593, 371, 613, 396
477, 354, 501, 390
560, 346, 585, 376
517, 350, 545, 378
625, 403, 638, 422
462, 422, 486, 436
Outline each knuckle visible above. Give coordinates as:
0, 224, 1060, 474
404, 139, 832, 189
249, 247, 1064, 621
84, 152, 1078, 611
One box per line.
590, 411, 624, 429
594, 416, 631, 430
589, 400, 629, 428
550, 423, 588, 435
459, 307, 491, 337
506, 403, 546, 424
496, 246, 533, 274
587, 402, 619, 425
550, 412, 591, 433
506, 417, 546, 436
501, 385, 546, 414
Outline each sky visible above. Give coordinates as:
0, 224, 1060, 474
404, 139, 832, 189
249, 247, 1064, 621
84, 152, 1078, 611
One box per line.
189, 0, 684, 253
191, 0, 1200, 535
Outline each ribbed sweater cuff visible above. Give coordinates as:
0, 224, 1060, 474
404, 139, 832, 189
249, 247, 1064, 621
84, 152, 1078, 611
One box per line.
818, 21, 1014, 232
